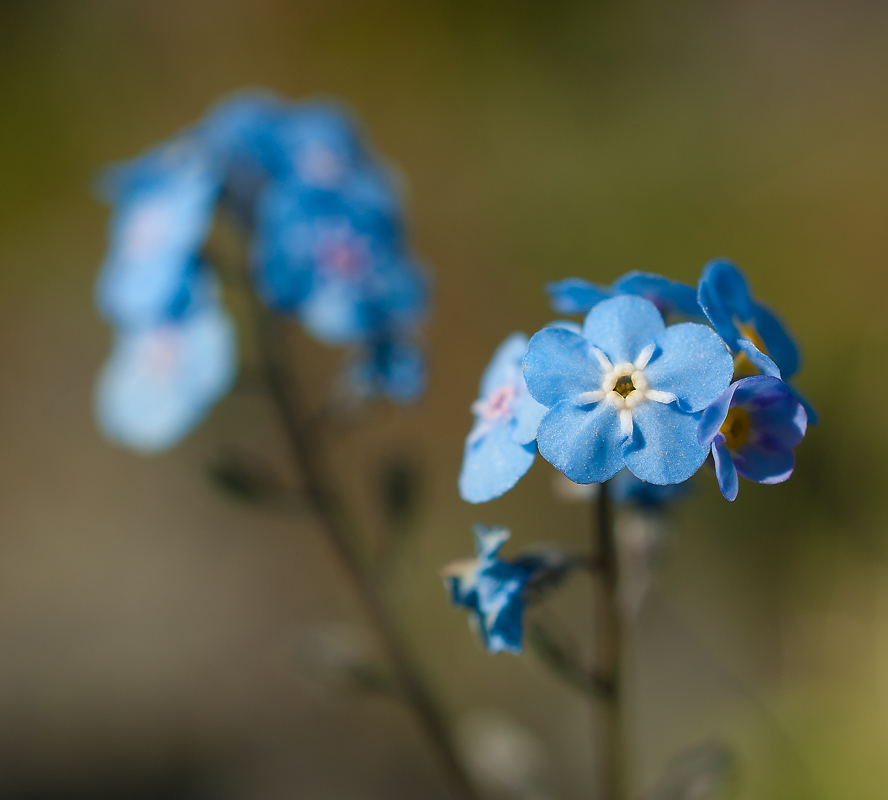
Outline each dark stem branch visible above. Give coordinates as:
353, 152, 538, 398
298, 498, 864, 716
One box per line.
250, 303, 479, 800
593, 483, 625, 800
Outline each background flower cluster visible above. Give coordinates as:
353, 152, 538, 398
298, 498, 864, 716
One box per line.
94, 91, 429, 452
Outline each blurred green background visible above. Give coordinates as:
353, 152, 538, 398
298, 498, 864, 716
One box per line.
2, 1, 888, 797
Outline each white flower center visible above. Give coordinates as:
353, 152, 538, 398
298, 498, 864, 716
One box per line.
576, 344, 676, 438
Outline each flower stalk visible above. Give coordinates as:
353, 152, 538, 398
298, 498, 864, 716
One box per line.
249, 296, 479, 800
592, 483, 625, 800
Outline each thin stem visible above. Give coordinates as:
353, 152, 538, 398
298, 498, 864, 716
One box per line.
592, 483, 625, 800
250, 301, 479, 800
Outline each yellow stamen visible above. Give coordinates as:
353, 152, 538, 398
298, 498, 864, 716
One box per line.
720, 406, 751, 450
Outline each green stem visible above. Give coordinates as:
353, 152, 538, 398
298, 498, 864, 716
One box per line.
251, 303, 479, 800
593, 483, 625, 800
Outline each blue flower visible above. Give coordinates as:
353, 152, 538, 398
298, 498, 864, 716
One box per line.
697, 375, 807, 501
95, 145, 221, 328
441, 525, 571, 654
250, 170, 422, 345
345, 339, 426, 405
697, 259, 799, 379
95, 274, 237, 453
609, 469, 689, 509
523, 295, 734, 485
272, 103, 369, 190
459, 334, 547, 504
547, 271, 701, 320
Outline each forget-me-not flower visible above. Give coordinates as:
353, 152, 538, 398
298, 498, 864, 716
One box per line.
523, 294, 734, 485
95, 277, 237, 453
697, 259, 799, 379
96, 143, 221, 328
547, 271, 702, 320
697, 375, 807, 501
459, 334, 547, 504
441, 525, 571, 654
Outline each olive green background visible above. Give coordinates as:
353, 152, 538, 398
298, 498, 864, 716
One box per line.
1, 1, 887, 798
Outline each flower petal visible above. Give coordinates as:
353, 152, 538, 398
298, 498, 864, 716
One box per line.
535, 401, 624, 484
511, 389, 548, 445
711, 436, 739, 501
582, 295, 666, 364
753, 304, 800, 379
733, 444, 795, 484
523, 327, 606, 407
613, 271, 702, 318
697, 382, 739, 446
697, 259, 753, 348
623, 401, 708, 484
458, 422, 537, 504
736, 339, 781, 377
546, 278, 611, 314
643, 322, 734, 412
479, 333, 529, 398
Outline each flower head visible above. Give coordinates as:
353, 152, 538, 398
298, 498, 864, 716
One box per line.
459, 334, 547, 504
547, 271, 702, 321
697, 259, 799, 379
95, 274, 237, 453
697, 375, 807, 501
95, 144, 221, 328
441, 525, 571, 654
523, 295, 734, 485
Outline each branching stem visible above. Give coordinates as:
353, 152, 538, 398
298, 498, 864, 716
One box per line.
250, 301, 478, 800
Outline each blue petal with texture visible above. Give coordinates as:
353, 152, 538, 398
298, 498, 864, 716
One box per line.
536, 401, 624, 484
623, 401, 708, 484
479, 334, 529, 398
711, 436, 739, 501
644, 322, 734, 412
546, 278, 611, 314
523, 327, 605, 407
613, 271, 702, 318
458, 422, 537, 504
582, 295, 665, 365
733, 445, 795, 484
511, 390, 547, 445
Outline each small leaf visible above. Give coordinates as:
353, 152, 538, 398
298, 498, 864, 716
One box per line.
205, 449, 296, 507
648, 741, 738, 800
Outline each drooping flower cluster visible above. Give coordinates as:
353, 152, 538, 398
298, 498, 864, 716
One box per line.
449, 261, 812, 653
94, 91, 429, 452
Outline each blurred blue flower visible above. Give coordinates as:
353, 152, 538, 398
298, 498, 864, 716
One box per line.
346, 339, 426, 404
547, 271, 701, 320
609, 469, 689, 509
95, 145, 221, 328
95, 274, 237, 453
250, 169, 423, 345
697, 259, 799, 379
442, 525, 571, 654
272, 103, 369, 190
524, 295, 734, 485
459, 334, 547, 504
697, 375, 807, 501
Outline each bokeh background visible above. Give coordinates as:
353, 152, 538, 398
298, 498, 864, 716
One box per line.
2, 1, 888, 797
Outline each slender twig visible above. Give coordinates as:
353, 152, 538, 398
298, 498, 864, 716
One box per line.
592, 483, 625, 800
249, 299, 479, 800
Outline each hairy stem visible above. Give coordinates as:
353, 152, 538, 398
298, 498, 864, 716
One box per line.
251, 304, 478, 800
593, 483, 625, 800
